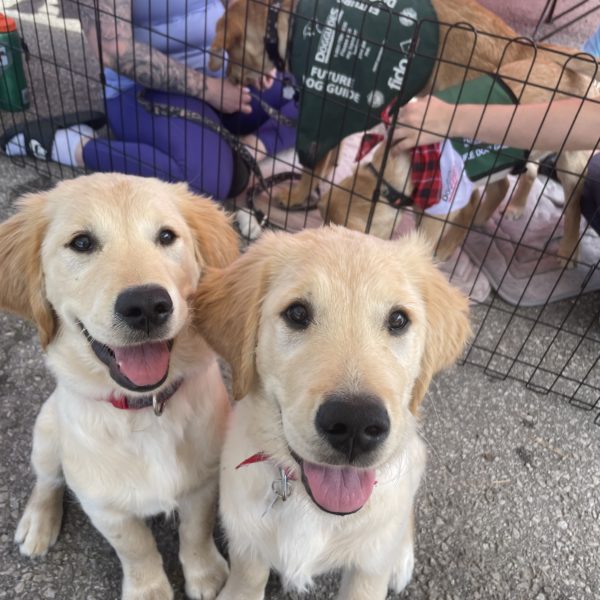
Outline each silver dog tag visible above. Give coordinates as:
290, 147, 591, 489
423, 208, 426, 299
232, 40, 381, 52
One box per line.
262, 468, 293, 518
272, 468, 292, 501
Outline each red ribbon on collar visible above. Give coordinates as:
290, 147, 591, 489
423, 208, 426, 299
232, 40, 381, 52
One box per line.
236, 452, 297, 480
236, 452, 271, 469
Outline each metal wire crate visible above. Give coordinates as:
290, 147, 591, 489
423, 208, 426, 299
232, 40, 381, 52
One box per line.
1, 0, 599, 423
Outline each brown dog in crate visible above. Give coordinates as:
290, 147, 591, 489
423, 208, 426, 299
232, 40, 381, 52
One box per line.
208, 0, 594, 212
322, 58, 598, 265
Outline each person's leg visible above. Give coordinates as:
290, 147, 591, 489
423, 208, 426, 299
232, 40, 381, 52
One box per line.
141, 90, 235, 199
83, 88, 235, 200
83, 138, 185, 183
82, 89, 187, 185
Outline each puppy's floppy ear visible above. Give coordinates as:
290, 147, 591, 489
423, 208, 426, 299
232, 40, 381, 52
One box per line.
0, 193, 56, 348
406, 237, 471, 413
193, 232, 278, 400
178, 188, 240, 268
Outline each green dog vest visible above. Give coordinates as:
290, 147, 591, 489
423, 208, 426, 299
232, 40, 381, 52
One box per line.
434, 75, 528, 183
290, 0, 438, 168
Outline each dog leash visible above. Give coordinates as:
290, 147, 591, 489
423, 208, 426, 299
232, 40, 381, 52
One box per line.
249, 89, 297, 128
137, 91, 304, 231
137, 91, 269, 193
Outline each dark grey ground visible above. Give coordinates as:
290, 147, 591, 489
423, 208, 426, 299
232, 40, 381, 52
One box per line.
1, 1, 599, 599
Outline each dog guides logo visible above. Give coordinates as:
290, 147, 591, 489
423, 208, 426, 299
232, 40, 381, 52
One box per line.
315, 8, 341, 64
291, 0, 439, 168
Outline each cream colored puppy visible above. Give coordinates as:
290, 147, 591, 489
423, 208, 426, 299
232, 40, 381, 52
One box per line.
0, 174, 240, 600
194, 226, 471, 600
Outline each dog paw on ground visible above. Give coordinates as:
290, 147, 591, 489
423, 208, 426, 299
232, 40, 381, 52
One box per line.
122, 576, 173, 600
15, 491, 63, 556
184, 553, 229, 600
389, 542, 415, 594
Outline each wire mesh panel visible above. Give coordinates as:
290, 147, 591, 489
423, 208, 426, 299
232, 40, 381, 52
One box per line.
0, 0, 599, 422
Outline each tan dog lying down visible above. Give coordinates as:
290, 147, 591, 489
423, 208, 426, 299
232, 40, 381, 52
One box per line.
0, 174, 239, 600
194, 227, 471, 600
323, 59, 596, 265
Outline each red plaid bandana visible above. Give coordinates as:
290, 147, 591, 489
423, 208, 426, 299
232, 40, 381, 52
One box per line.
410, 143, 442, 210
355, 133, 385, 162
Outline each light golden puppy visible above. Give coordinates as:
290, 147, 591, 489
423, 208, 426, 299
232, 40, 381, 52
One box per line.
193, 226, 471, 600
0, 174, 240, 600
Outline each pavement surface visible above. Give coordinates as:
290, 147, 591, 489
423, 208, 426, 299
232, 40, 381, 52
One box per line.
0, 1, 599, 599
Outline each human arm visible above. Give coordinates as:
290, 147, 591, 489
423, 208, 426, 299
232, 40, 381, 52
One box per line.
79, 0, 251, 113
392, 94, 600, 152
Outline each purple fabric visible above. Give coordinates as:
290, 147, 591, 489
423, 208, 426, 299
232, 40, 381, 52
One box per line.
582, 153, 600, 235
221, 79, 298, 156
83, 78, 298, 201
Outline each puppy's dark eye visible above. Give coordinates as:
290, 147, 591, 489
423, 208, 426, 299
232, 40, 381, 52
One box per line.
158, 228, 177, 246
387, 309, 409, 334
283, 302, 311, 330
69, 233, 96, 253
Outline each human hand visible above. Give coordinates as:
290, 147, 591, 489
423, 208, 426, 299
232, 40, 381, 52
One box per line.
259, 68, 277, 91
391, 96, 456, 153
205, 77, 253, 114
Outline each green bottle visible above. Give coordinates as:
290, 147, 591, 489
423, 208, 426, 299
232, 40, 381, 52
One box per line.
0, 13, 29, 112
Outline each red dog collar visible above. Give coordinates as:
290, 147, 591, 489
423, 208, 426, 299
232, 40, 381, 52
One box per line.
106, 377, 183, 416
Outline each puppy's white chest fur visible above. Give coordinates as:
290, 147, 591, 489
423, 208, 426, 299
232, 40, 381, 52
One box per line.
50, 358, 227, 516
220, 401, 426, 592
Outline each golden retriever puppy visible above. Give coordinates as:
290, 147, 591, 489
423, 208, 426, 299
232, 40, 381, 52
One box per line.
193, 226, 471, 600
0, 174, 240, 600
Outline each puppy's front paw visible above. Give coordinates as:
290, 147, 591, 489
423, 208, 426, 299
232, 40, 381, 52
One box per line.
389, 542, 414, 594
184, 551, 229, 600
15, 491, 63, 556
122, 575, 173, 600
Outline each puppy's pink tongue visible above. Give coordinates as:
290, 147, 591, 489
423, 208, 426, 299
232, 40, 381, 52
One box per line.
113, 342, 170, 387
302, 461, 376, 514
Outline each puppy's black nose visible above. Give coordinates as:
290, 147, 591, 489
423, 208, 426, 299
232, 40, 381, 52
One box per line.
315, 394, 390, 462
115, 285, 173, 333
